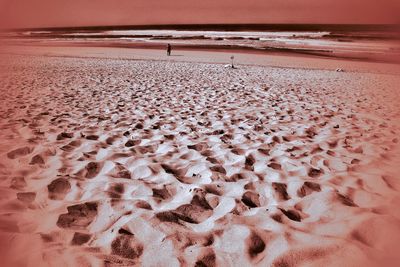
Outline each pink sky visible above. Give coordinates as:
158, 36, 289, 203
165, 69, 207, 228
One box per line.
1, 0, 399, 28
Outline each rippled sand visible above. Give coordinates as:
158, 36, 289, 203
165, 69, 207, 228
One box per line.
0, 49, 400, 267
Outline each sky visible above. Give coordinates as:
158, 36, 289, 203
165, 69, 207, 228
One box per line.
0, 0, 399, 29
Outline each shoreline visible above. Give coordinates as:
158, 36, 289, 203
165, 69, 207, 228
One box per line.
2, 39, 400, 64
2, 43, 400, 75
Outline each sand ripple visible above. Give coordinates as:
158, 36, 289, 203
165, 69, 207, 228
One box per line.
0, 54, 400, 266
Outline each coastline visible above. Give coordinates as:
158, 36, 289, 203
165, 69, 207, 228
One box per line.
2, 43, 400, 75
2, 23, 400, 65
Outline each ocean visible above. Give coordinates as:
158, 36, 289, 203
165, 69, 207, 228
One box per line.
2, 24, 400, 62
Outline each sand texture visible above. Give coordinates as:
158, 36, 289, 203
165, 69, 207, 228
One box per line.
1, 51, 400, 267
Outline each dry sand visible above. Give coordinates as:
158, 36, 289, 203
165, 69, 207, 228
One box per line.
0, 46, 400, 267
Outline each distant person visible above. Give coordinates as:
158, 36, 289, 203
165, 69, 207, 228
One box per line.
167, 44, 172, 56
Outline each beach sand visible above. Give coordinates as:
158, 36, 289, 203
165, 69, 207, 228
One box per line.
0, 45, 400, 267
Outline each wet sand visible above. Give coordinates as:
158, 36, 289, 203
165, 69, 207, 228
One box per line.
0, 46, 400, 266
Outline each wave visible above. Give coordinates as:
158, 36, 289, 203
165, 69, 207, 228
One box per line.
2, 26, 399, 63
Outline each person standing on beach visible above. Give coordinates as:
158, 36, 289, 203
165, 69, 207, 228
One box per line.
167, 44, 172, 56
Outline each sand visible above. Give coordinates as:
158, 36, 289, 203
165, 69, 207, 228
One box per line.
0, 46, 400, 267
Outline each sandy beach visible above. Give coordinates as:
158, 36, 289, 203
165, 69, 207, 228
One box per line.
1, 45, 400, 267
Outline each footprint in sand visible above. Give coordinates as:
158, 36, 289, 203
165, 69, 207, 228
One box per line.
47, 177, 71, 200
57, 202, 98, 229
7, 147, 33, 159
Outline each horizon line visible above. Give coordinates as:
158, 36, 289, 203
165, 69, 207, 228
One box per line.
5, 23, 400, 32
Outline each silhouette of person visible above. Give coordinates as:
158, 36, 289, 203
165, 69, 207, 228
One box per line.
167, 44, 171, 56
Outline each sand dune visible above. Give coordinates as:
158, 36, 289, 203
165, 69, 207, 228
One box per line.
0, 49, 400, 266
